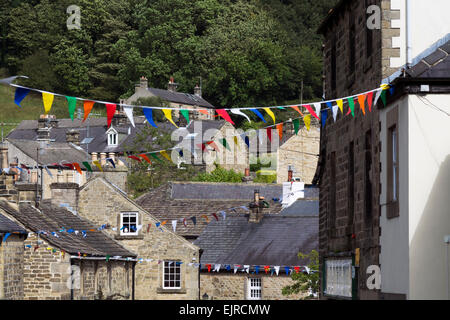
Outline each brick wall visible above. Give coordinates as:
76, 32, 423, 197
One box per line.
0, 234, 25, 299
200, 273, 307, 300
77, 177, 200, 300
277, 125, 320, 184
318, 0, 401, 300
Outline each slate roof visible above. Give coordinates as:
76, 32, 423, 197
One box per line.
0, 200, 136, 258
8, 118, 177, 154
405, 40, 450, 78
0, 212, 27, 234
148, 87, 215, 108
7, 139, 89, 165
135, 182, 285, 238
193, 199, 318, 267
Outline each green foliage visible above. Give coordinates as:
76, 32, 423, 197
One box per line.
253, 172, 277, 184
282, 250, 319, 299
193, 166, 244, 183
2, 0, 337, 109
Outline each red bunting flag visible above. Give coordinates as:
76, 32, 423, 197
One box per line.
106, 104, 116, 128
139, 154, 152, 164
212, 213, 219, 221
147, 224, 151, 233
206, 264, 212, 272
294, 266, 300, 273
367, 91, 374, 112
264, 266, 270, 274
216, 109, 235, 125
128, 155, 142, 163
266, 127, 272, 142
303, 104, 319, 119
206, 141, 219, 151
73, 163, 82, 175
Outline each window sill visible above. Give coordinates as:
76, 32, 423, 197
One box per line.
114, 234, 144, 240
156, 288, 186, 294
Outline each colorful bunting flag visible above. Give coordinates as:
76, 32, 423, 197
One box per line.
42, 92, 54, 114
73, 163, 82, 175
14, 87, 30, 107
162, 109, 178, 128
367, 91, 374, 112
250, 109, 266, 123
276, 123, 283, 140
313, 103, 322, 117
304, 114, 311, 131
293, 118, 300, 135
380, 90, 387, 106
321, 110, 328, 128
358, 94, 367, 115
266, 127, 272, 142
66, 96, 77, 121
82, 162, 92, 172
129, 155, 143, 163
160, 150, 171, 162
83, 101, 95, 122
347, 97, 355, 117
92, 160, 103, 172
180, 109, 190, 124
216, 109, 235, 125
143, 107, 158, 128
303, 104, 319, 119
107, 158, 116, 168
337, 99, 344, 114
230, 109, 251, 123
332, 106, 339, 122
263, 108, 276, 124
190, 216, 197, 225
219, 138, 231, 151
291, 106, 304, 116
123, 106, 135, 127
149, 153, 163, 163
106, 104, 116, 127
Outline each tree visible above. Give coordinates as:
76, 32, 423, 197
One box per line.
282, 250, 319, 299
192, 166, 244, 183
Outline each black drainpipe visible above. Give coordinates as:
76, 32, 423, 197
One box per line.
198, 249, 203, 300
132, 261, 136, 300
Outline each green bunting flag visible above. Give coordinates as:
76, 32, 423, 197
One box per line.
180, 109, 190, 124
82, 162, 92, 172
219, 138, 231, 151
149, 153, 163, 162
380, 90, 387, 106
66, 96, 77, 121
347, 97, 355, 117
293, 118, 300, 135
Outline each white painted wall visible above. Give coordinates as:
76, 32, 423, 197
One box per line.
389, 0, 450, 68
407, 94, 450, 300
379, 95, 410, 297
380, 94, 450, 300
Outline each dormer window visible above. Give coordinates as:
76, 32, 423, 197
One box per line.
107, 127, 118, 146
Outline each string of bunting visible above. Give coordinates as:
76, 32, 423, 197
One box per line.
3, 78, 390, 131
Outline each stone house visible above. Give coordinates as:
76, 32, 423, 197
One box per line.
193, 188, 319, 300
315, 0, 450, 300
72, 176, 201, 300
377, 41, 450, 299
123, 76, 216, 122
0, 173, 137, 300
0, 211, 27, 300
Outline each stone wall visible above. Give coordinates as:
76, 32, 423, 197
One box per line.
0, 234, 25, 299
22, 233, 133, 300
200, 273, 307, 300
277, 125, 320, 184
77, 177, 200, 300
318, 0, 402, 300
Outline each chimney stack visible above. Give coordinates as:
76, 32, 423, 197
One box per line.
66, 129, 80, 146
242, 168, 253, 183
194, 84, 202, 97
167, 77, 178, 92
249, 189, 264, 223
288, 166, 293, 182
0, 142, 8, 169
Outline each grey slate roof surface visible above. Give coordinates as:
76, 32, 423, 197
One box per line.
7, 139, 89, 165
0, 200, 136, 257
8, 118, 177, 154
406, 40, 450, 78
193, 214, 318, 266
0, 212, 27, 233
148, 88, 215, 108
279, 199, 319, 216
135, 182, 284, 238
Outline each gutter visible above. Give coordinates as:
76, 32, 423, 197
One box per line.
70, 256, 138, 262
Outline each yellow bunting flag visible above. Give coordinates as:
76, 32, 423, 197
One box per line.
160, 150, 171, 162
304, 114, 311, 131
162, 109, 178, 128
276, 123, 283, 140
337, 99, 344, 114
263, 108, 276, 124
42, 92, 54, 114
92, 160, 103, 172
380, 84, 390, 90
233, 136, 240, 149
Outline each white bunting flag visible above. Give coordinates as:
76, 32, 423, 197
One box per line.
274, 266, 280, 276
123, 106, 135, 127
220, 211, 226, 220
234, 265, 239, 274
172, 220, 177, 232
230, 109, 251, 123
374, 89, 382, 107
214, 264, 221, 272
313, 102, 322, 115
244, 265, 250, 274
332, 105, 339, 122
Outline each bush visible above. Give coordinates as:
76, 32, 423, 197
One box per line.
193, 166, 244, 183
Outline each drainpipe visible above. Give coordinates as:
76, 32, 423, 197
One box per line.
132, 261, 136, 300
405, 0, 413, 67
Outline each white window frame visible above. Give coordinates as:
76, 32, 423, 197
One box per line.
107, 128, 118, 146
247, 277, 262, 300
163, 261, 181, 289
120, 212, 138, 236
